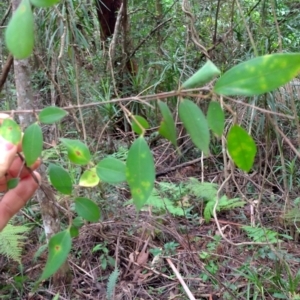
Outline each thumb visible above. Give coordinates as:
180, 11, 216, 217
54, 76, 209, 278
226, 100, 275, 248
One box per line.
0, 136, 18, 178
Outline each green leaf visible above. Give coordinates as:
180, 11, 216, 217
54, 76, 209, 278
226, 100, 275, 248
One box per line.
126, 136, 155, 211
39, 230, 72, 282
72, 217, 84, 228
75, 197, 100, 222
60, 138, 91, 165
22, 123, 43, 166
227, 125, 257, 172
96, 157, 126, 183
214, 53, 300, 96
207, 101, 224, 137
69, 226, 79, 238
30, 0, 60, 7
132, 115, 149, 135
5, 0, 34, 59
48, 164, 72, 195
0, 119, 22, 145
7, 178, 19, 190
158, 101, 177, 147
79, 168, 99, 187
182, 60, 221, 89
51, 294, 60, 300
179, 99, 210, 155
39, 107, 68, 124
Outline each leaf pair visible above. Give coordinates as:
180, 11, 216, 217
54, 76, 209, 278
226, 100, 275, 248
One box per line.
97, 137, 155, 211
181, 54, 300, 97
0, 118, 42, 169
178, 100, 257, 172
212, 54, 300, 172
22, 107, 68, 167
180, 53, 300, 172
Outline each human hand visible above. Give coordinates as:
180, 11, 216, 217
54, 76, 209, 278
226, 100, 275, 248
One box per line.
0, 114, 40, 231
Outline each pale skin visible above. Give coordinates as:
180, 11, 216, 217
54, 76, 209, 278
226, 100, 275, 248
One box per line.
0, 114, 40, 231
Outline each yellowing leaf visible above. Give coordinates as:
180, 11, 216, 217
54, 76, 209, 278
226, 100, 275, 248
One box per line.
79, 168, 99, 187
0, 119, 22, 145
214, 53, 300, 96
126, 137, 155, 211
60, 138, 91, 165
227, 125, 257, 172
39, 230, 72, 282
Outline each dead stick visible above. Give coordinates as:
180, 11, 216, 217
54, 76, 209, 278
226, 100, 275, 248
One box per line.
165, 257, 196, 300
0, 55, 13, 92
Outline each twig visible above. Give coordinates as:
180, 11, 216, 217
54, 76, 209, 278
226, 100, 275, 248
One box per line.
165, 257, 196, 300
2, 87, 297, 120
122, 256, 175, 281
268, 116, 300, 160
0, 4, 11, 26
225, 95, 296, 120
74, 60, 86, 141
212, 175, 277, 246
156, 157, 208, 177
182, 0, 210, 58
128, 18, 172, 60
108, 3, 124, 97
235, 0, 258, 56
270, 0, 282, 52
34, 52, 66, 104
0, 55, 13, 92
53, 6, 67, 60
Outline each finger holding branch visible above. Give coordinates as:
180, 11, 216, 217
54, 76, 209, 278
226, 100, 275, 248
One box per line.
0, 113, 41, 231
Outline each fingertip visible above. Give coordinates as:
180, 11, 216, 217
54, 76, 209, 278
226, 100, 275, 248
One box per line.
0, 137, 18, 178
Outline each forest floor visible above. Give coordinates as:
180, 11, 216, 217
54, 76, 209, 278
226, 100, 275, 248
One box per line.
1, 135, 300, 300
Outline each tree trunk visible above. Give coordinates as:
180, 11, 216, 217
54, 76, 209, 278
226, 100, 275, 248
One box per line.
95, 0, 122, 40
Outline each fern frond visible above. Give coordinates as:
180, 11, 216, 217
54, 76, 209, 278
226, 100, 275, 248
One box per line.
106, 268, 120, 300
147, 193, 186, 216
0, 223, 30, 263
157, 181, 187, 199
204, 200, 217, 222
283, 208, 300, 224
242, 225, 279, 243
204, 195, 246, 222
186, 178, 218, 201
218, 195, 245, 210
111, 146, 128, 161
